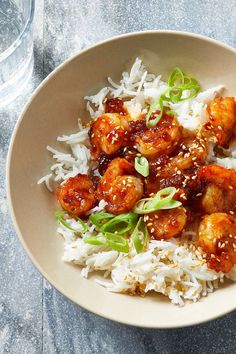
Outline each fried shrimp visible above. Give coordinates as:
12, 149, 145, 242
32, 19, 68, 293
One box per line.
203, 97, 236, 146
145, 136, 207, 197
89, 113, 129, 159
145, 207, 187, 240
198, 213, 236, 273
198, 165, 236, 214
57, 174, 96, 216
135, 114, 182, 158
96, 157, 143, 214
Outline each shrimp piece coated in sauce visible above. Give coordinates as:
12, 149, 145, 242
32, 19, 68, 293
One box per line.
145, 135, 207, 198
89, 113, 129, 159
57, 174, 96, 216
198, 165, 236, 214
96, 157, 143, 214
198, 213, 236, 273
145, 207, 187, 240
203, 97, 236, 146
135, 114, 182, 159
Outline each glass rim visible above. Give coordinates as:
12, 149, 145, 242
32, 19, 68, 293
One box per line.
0, 0, 35, 62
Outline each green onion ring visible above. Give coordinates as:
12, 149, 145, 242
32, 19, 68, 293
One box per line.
135, 156, 149, 177
133, 187, 182, 214
132, 218, 149, 253
55, 211, 87, 233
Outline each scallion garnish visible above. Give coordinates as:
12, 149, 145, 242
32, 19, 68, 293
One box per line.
133, 187, 182, 214
135, 156, 149, 177
84, 232, 129, 253
89, 212, 114, 228
100, 212, 138, 234
84, 235, 107, 246
146, 95, 164, 127
132, 218, 149, 253
146, 67, 200, 128
55, 211, 87, 233
104, 232, 129, 253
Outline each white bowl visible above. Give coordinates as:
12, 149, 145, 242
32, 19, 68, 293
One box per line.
7, 31, 236, 328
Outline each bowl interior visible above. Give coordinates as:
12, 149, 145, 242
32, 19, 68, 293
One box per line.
7, 31, 236, 328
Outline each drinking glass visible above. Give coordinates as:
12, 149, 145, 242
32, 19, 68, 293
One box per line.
0, 0, 35, 107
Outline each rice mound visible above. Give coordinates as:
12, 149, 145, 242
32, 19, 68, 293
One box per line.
38, 58, 236, 305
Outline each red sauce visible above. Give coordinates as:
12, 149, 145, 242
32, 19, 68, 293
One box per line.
98, 153, 116, 175
125, 117, 147, 145
105, 98, 128, 115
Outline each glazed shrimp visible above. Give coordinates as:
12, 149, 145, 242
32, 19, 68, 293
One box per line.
203, 97, 236, 146
198, 165, 236, 214
135, 114, 182, 158
145, 136, 207, 197
96, 157, 143, 214
145, 207, 187, 240
57, 174, 96, 216
89, 113, 129, 159
198, 213, 236, 273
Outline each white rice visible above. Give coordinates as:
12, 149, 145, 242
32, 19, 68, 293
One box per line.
38, 58, 236, 305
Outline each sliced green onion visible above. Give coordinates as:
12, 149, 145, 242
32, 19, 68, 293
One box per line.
157, 200, 182, 209
135, 156, 149, 177
132, 218, 149, 253
166, 109, 178, 117
84, 235, 107, 246
55, 211, 87, 233
169, 87, 182, 103
146, 67, 200, 128
145, 187, 176, 209
168, 67, 185, 87
100, 213, 138, 234
146, 95, 164, 128
104, 232, 129, 253
90, 212, 114, 228
133, 187, 182, 214
84, 232, 129, 252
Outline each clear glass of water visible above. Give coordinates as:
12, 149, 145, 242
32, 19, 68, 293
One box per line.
0, 0, 35, 107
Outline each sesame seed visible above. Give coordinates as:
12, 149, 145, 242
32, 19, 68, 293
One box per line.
196, 193, 202, 197
228, 186, 233, 190
147, 223, 153, 227
151, 228, 155, 233
229, 211, 234, 215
